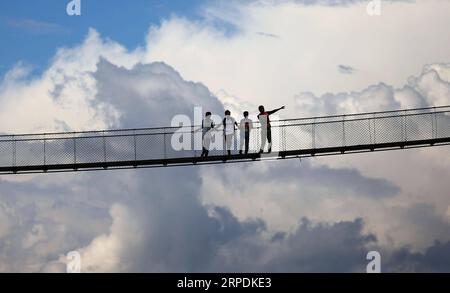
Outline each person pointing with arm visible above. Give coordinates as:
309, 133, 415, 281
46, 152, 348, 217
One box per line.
257, 105, 285, 153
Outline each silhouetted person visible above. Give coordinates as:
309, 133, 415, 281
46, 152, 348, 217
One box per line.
239, 111, 253, 155
201, 112, 214, 157
222, 110, 238, 156
257, 105, 285, 153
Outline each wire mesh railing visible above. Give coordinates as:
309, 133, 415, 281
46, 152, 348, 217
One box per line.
0, 106, 449, 170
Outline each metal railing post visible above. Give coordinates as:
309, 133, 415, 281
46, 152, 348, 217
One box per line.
12, 135, 16, 167
192, 125, 196, 158
312, 119, 316, 149
433, 107, 438, 139
43, 134, 46, 166
342, 115, 346, 147
163, 128, 167, 160
73, 134, 77, 165
373, 114, 376, 144
403, 110, 407, 142
133, 130, 137, 163
103, 131, 107, 163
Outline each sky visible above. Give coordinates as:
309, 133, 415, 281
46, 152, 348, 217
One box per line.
0, 0, 207, 76
0, 0, 450, 272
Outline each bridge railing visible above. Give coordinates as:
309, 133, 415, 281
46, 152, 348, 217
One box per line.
0, 106, 449, 168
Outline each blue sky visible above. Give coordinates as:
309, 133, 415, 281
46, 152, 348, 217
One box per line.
0, 0, 207, 76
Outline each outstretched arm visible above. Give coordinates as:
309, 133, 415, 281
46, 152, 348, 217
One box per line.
267, 106, 285, 115
213, 121, 223, 131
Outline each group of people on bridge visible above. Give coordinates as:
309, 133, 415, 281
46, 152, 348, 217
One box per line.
200, 105, 285, 157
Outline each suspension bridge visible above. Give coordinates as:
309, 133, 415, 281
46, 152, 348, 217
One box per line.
0, 105, 449, 175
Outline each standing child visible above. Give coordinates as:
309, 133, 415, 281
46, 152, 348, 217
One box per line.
222, 110, 238, 156
201, 112, 214, 157
239, 111, 253, 155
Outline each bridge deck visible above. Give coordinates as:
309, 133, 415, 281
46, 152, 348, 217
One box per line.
0, 106, 449, 174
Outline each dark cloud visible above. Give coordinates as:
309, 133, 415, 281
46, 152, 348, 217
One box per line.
386, 241, 450, 273
214, 217, 378, 273
0, 174, 115, 272
93, 58, 224, 128
213, 159, 400, 199
108, 168, 267, 272
75, 168, 381, 272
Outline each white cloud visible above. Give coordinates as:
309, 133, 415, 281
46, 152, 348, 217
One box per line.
74, 203, 141, 272
0, 29, 145, 134
143, 0, 450, 116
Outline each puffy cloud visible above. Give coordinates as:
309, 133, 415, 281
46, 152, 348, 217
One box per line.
205, 217, 377, 273
143, 0, 450, 115
295, 62, 450, 116
0, 27, 225, 272
201, 160, 400, 232
386, 240, 450, 273
0, 28, 150, 134
92, 58, 223, 128
258, 218, 376, 273
203, 64, 450, 252
0, 174, 114, 272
